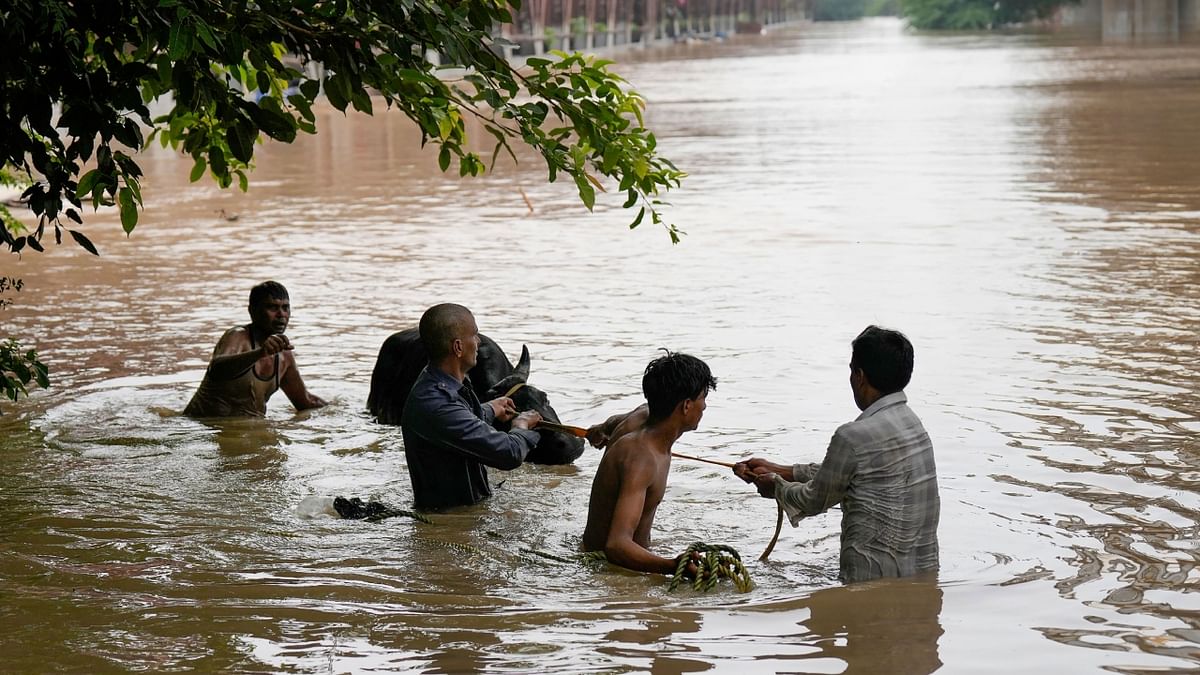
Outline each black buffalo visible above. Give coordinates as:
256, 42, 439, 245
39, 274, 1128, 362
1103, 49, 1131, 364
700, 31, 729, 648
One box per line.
367, 328, 585, 465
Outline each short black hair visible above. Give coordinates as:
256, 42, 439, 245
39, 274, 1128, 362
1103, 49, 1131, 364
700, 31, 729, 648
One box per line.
851, 325, 914, 394
419, 303, 474, 361
642, 350, 717, 423
248, 280, 288, 308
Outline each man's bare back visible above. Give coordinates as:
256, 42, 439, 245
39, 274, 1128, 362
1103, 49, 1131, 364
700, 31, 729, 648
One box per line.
581, 426, 671, 555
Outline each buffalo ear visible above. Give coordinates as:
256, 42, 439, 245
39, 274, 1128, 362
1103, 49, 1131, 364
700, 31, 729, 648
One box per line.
514, 345, 530, 381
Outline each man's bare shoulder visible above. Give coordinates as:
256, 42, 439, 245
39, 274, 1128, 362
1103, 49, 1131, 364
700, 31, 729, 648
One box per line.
212, 326, 253, 355
603, 430, 665, 478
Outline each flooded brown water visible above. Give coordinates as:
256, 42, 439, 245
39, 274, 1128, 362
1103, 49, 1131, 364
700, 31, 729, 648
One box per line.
3, 17, 1199, 673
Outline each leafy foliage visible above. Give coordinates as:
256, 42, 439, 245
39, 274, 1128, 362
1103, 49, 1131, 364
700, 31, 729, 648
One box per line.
866, 0, 901, 17
1, 0, 687, 256
0, 335, 48, 407
0, 278, 46, 409
901, 0, 1076, 29
813, 0, 868, 21
1, 167, 30, 243
0, 275, 22, 311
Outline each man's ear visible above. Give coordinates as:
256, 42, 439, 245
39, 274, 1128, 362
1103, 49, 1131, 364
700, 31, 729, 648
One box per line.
451, 338, 463, 357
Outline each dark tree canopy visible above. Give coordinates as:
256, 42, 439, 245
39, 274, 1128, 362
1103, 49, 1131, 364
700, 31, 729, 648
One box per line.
901, 0, 1078, 29
0, 0, 686, 406
1, 0, 686, 258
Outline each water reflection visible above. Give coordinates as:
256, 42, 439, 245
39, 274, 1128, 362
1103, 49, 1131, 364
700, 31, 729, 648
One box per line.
796, 577, 944, 674
204, 417, 288, 475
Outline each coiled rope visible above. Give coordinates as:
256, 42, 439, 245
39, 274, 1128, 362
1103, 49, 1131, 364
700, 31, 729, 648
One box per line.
668, 542, 753, 593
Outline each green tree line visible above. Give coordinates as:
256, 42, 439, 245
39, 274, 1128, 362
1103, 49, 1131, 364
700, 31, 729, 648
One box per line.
811, 0, 1076, 28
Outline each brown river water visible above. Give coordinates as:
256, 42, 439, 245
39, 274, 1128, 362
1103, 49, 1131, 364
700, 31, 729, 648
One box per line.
2, 17, 1199, 673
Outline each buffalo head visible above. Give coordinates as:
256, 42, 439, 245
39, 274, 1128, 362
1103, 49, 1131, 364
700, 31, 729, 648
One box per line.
482, 347, 584, 465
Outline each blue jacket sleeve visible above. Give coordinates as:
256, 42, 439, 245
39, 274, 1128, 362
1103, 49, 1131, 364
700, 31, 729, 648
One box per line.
404, 384, 538, 470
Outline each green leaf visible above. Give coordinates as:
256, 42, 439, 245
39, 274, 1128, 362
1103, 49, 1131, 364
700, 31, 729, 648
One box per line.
351, 89, 374, 114
189, 157, 207, 182
299, 79, 320, 100
251, 100, 297, 142
10, 360, 30, 384
629, 207, 645, 229
195, 21, 219, 51
76, 170, 100, 199
574, 175, 595, 211
118, 187, 138, 234
69, 229, 100, 255
325, 73, 353, 111
227, 121, 255, 163
438, 145, 451, 172
623, 189, 638, 208
125, 177, 142, 204
168, 20, 194, 60
209, 147, 227, 177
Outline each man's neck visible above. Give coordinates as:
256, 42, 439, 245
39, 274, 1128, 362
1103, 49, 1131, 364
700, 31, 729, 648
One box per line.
643, 417, 688, 453
246, 323, 270, 347
431, 358, 468, 383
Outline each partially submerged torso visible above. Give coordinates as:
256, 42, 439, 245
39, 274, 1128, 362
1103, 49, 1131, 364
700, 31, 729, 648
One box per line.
782, 392, 939, 583
183, 326, 282, 417
581, 428, 670, 552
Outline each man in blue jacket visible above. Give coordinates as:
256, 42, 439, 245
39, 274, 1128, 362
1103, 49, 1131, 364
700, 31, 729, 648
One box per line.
400, 303, 542, 510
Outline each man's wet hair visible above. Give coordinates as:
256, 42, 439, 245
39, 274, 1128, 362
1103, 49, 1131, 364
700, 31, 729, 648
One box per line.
248, 280, 288, 308
642, 350, 717, 423
851, 325, 914, 394
419, 303, 474, 361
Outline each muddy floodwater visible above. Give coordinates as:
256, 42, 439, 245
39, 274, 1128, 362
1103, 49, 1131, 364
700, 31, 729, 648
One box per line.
3, 17, 1199, 673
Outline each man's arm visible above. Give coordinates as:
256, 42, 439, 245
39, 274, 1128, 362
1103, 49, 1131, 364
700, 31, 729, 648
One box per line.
405, 389, 540, 471
278, 352, 327, 411
586, 403, 648, 449
603, 456, 677, 575
772, 433, 856, 523
483, 396, 518, 424
734, 434, 855, 521
205, 329, 292, 381
733, 457, 795, 482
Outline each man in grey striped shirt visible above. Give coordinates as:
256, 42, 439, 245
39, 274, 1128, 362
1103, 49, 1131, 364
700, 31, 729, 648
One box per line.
734, 326, 939, 583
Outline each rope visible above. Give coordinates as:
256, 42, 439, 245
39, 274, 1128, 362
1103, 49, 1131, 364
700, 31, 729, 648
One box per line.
669, 542, 753, 593
760, 502, 783, 561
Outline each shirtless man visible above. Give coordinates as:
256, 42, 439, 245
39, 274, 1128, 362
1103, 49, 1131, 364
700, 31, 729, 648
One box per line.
183, 281, 327, 417
581, 351, 717, 574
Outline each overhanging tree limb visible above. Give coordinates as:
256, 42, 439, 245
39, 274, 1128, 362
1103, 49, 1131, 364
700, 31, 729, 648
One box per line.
1, 0, 686, 255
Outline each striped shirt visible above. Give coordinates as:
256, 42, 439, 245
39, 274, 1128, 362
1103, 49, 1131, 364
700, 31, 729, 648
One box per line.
773, 391, 940, 583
